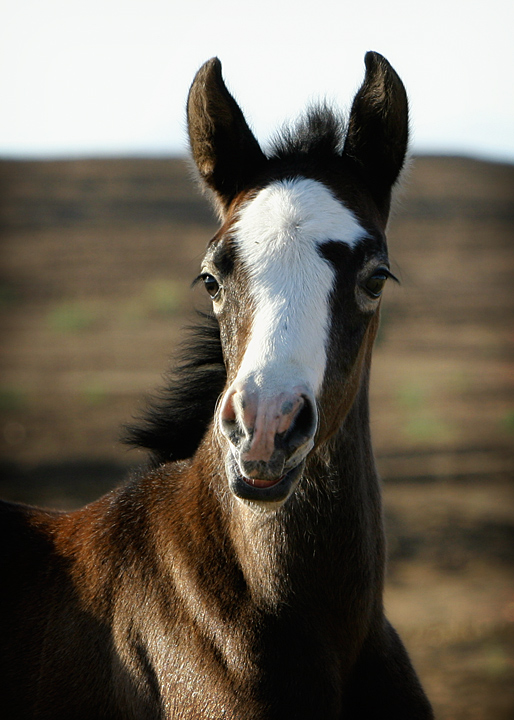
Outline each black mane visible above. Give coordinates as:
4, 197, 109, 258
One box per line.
124, 312, 226, 465
267, 104, 346, 161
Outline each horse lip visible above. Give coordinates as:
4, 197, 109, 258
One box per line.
226, 455, 305, 505
241, 474, 285, 489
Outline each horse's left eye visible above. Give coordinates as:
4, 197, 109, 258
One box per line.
363, 272, 388, 298
203, 274, 220, 299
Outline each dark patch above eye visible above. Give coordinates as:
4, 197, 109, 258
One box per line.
317, 240, 398, 304
213, 244, 235, 277
317, 240, 355, 267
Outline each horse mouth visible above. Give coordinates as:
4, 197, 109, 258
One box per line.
241, 475, 285, 489
227, 457, 305, 506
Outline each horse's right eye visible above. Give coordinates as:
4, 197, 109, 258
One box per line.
203, 274, 220, 299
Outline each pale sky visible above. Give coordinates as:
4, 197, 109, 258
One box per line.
1, 0, 513, 161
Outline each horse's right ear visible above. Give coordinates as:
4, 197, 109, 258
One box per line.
187, 58, 267, 215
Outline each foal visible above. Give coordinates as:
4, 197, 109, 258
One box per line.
0, 52, 433, 719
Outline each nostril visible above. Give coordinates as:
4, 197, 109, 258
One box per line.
221, 416, 242, 450
220, 387, 255, 451
219, 389, 242, 448
284, 395, 317, 449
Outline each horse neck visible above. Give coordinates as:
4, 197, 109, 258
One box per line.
198, 362, 383, 611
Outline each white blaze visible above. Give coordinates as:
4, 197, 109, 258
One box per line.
233, 177, 366, 398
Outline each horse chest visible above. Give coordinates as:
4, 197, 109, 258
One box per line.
115, 588, 364, 720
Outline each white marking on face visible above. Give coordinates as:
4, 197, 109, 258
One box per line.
232, 177, 367, 397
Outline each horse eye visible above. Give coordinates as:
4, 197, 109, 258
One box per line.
363, 272, 388, 298
203, 274, 220, 299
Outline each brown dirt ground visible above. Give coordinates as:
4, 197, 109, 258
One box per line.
0, 155, 513, 718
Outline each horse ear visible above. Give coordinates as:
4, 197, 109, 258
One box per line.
343, 52, 409, 215
187, 58, 267, 214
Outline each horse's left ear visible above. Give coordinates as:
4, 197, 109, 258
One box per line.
187, 58, 267, 215
343, 52, 409, 216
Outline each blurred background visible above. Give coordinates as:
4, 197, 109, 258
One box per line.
0, 1, 513, 718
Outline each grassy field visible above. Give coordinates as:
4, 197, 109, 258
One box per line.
0, 155, 513, 718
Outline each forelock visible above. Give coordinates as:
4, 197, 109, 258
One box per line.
266, 104, 346, 161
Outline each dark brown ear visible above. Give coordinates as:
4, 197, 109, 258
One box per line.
343, 51, 409, 216
187, 58, 267, 214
